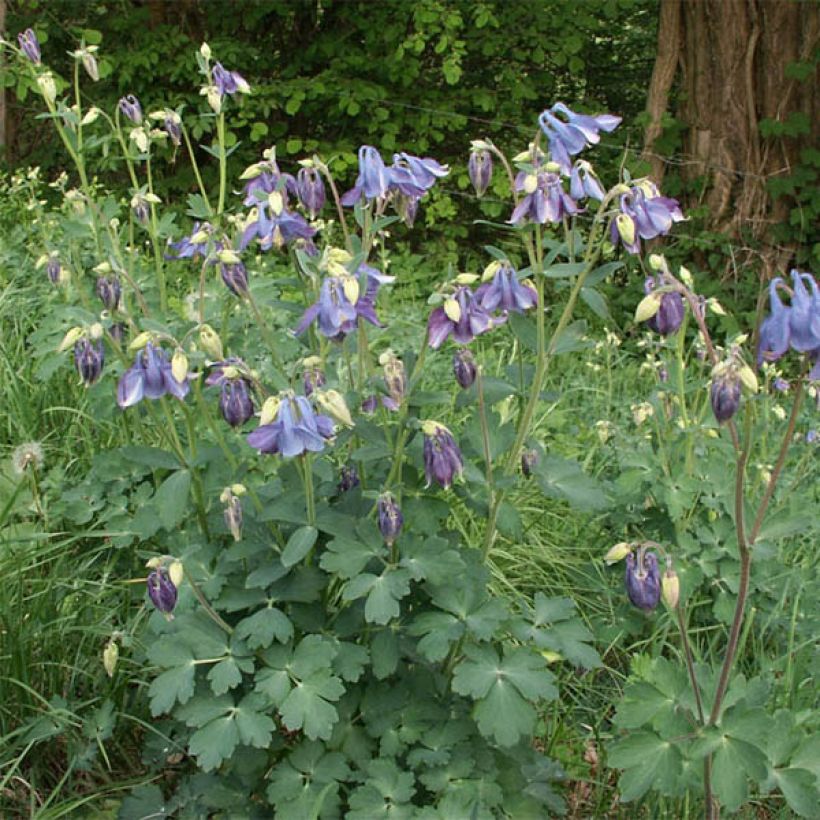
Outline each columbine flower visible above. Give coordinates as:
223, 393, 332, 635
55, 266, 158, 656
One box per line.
341, 145, 390, 205
12, 441, 44, 475
422, 421, 464, 489
161, 111, 182, 146
220, 260, 249, 296
381, 350, 406, 408
18, 29, 41, 64
118, 95, 143, 124
338, 466, 360, 493
96, 275, 121, 311
117, 342, 189, 408
710, 372, 741, 423
147, 568, 177, 617
296, 167, 326, 218
238, 201, 316, 251
212, 62, 250, 98
625, 549, 661, 611
569, 160, 605, 201
643, 276, 684, 336
538, 101, 622, 173
468, 149, 493, 197
391, 152, 449, 192
378, 493, 403, 545
477, 263, 537, 314
427, 286, 495, 349
241, 156, 297, 206
246, 392, 335, 457
166, 222, 212, 260
220, 379, 254, 428
74, 339, 105, 386
509, 165, 581, 225
610, 182, 685, 255
302, 357, 326, 396
453, 348, 477, 389
758, 271, 820, 375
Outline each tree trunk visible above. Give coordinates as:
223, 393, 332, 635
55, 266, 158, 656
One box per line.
643, 0, 819, 276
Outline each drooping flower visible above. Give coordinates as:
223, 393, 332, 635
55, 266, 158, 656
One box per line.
74, 338, 105, 386
222, 487, 244, 541
453, 348, 477, 389
427, 286, 495, 349
296, 167, 326, 218
338, 466, 360, 493
238, 201, 316, 252
96, 275, 121, 311
220, 379, 254, 428
610, 182, 685, 255
422, 421, 464, 489
147, 568, 178, 615
18, 29, 41, 64
509, 166, 582, 225
538, 102, 622, 174
391, 152, 449, 192
710, 372, 741, 423
166, 222, 212, 260
643, 276, 684, 336
468, 149, 493, 197
378, 493, 403, 545
246, 393, 335, 458
477, 263, 537, 314
625, 549, 661, 611
759, 272, 820, 372
212, 62, 250, 97
242, 158, 298, 207
117, 342, 189, 408
302, 357, 326, 396
341, 145, 390, 205
118, 95, 143, 125
220, 260, 249, 296
569, 160, 606, 202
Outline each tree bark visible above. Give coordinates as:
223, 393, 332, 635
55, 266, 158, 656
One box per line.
643, 0, 819, 275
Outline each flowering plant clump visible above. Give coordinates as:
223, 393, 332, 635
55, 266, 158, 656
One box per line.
6, 28, 818, 820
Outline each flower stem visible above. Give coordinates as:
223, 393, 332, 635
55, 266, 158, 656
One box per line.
216, 112, 227, 216
184, 567, 233, 635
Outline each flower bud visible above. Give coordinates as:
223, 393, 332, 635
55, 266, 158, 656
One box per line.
200, 42, 211, 60
342, 275, 360, 306
221, 262, 249, 296
453, 348, 477, 389
422, 421, 463, 489
648, 254, 666, 272
46, 256, 62, 284
383, 353, 406, 406
615, 213, 636, 247
268, 190, 285, 216
444, 297, 462, 323
314, 389, 354, 428
625, 549, 661, 611
604, 542, 632, 565
338, 465, 360, 493
18, 29, 41, 64
167, 560, 184, 588
220, 379, 254, 427
377, 493, 404, 545
58, 326, 85, 352
74, 339, 105, 386
260, 395, 281, 425
129, 331, 152, 352
81, 50, 99, 82
737, 364, 758, 394
147, 568, 177, 618
198, 325, 224, 360
36, 72, 57, 104
171, 349, 189, 384
662, 569, 680, 609
95, 275, 121, 311
634, 292, 662, 324
303, 358, 326, 396
296, 167, 326, 218
224, 494, 243, 541
522, 174, 538, 194
468, 149, 493, 198
103, 640, 119, 677
710, 372, 741, 423
521, 449, 538, 478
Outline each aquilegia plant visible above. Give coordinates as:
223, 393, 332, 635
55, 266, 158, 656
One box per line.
7, 30, 818, 819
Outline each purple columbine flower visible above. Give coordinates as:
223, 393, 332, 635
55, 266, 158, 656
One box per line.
625, 550, 661, 611
773, 377, 790, 392
164, 116, 181, 146
422, 422, 464, 489
509, 167, 582, 225
569, 160, 606, 202
758, 271, 820, 370
644, 276, 684, 336
242, 160, 298, 207
538, 102, 622, 174
74, 339, 105, 386
166, 222, 212, 260
338, 466, 360, 493
221, 261, 249, 296
391, 152, 449, 192
477, 263, 537, 314
711, 373, 741, 423
610, 183, 685, 255
46, 257, 61, 284
296, 167, 326, 218
239, 202, 316, 252
212, 62, 250, 97
96, 275, 121, 311
453, 348, 477, 389
220, 379, 254, 427
427, 286, 495, 349
118, 95, 143, 125
468, 149, 493, 197
246, 393, 335, 458
147, 568, 177, 615
18, 29, 41, 64
341, 145, 390, 205
204, 358, 247, 386
303, 362, 326, 396
378, 493, 403, 545
117, 342, 189, 408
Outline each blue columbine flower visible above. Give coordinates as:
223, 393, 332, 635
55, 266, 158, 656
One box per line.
341, 145, 390, 205
338, 466, 360, 493
220, 379, 254, 427
166, 222, 212, 260
239, 202, 316, 251
296, 167, 326, 218
625, 549, 661, 611
711, 372, 741, 423
246, 393, 335, 457
74, 339, 105, 386
118, 94, 143, 125
242, 160, 298, 207
147, 568, 177, 615
509, 166, 582, 225
538, 102, 622, 173
422, 421, 464, 489
18, 29, 41, 64
212, 62, 250, 97
643, 276, 684, 336
569, 160, 606, 202
391, 152, 449, 192
477, 263, 537, 314
378, 493, 403, 545
220, 260, 249, 296
427, 286, 496, 349
96, 275, 121, 311
468, 149, 493, 198
453, 348, 477, 389
610, 182, 685, 255
117, 342, 189, 408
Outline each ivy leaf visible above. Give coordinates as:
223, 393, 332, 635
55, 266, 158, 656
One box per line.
234, 606, 294, 649
281, 525, 318, 568
188, 714, 240, 771
452, 646, 556, 746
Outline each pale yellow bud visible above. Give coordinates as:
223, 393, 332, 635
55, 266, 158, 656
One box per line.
634, 293, 662, 323
89, 323, 104, 341
454, 272, 478, 285
604, 542, 632, 565
678, 266, 693, 287
342, 276, 360, 305
37, 72, 57, 104
738, 365, 758, 393
198, 325, 223, 360
314, 389, 354, 428
615, 213, 636, 247
190, 229, 209, 244
611, 182, 631, 196
522, 174, 538, 194
260, 396, 281, 425
130, 128, 149, 153
172, 349, 189, 383
470, 139, 492, 151
168, 560, 184, 588
240, 162, 263, 180
200, 42, 212, 60
662, 571, 680, 609
103, 641, 119, 678
421, 419, 452, 437
145, 556, 163, 569
481, 260, 502, 282
444, 298, 462, 323
81, 107, 101, 125
58, 327, 85, 352
129, 331, 153, 352
648, 254, 666, 271
328, 247, 353, 265
708, 298, 726, 316
93, 261, 112, 274
231, 483, 247, 496
217, 248, 242, 265
205, 85, 221, 113
268, 190, 284, 216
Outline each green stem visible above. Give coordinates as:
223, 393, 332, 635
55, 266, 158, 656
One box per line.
145, 156, 168, 311
303, 455, 316, 527
217, 112, 227, 216
184, 567, 233, 635
181, 124, 213, 215
477, 367, 496, 563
